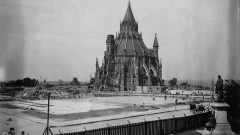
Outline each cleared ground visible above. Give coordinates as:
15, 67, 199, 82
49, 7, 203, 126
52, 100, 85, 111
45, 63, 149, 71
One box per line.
0, 96, 190, 134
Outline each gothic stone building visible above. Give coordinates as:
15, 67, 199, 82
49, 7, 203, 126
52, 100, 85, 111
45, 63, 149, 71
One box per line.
95, 2, 162, 91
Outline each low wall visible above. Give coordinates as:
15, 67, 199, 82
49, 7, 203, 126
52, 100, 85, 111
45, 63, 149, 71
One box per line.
136, 86, 148, 93
55, 111, 212, 135
136, 86, 161, 94
147, 86, 162, 93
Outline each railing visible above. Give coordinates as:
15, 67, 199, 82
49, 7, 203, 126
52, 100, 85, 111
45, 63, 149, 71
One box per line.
55, 111, 212, 135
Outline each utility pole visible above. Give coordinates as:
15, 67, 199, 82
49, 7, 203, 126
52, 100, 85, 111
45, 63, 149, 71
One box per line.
211, 77, 214, 101
47, 93, 50, 135
42, 93, 53, 135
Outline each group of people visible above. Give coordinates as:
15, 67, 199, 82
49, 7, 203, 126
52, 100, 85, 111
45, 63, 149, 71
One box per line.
1, 128, 26, 135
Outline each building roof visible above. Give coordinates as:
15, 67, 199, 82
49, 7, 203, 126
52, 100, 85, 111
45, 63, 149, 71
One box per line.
123, 2, 136, 23
115, 38, 149, 56
115, 2, 150, 56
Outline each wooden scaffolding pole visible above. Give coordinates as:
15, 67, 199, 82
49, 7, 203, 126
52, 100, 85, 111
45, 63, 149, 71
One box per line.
42, 93, 53, 135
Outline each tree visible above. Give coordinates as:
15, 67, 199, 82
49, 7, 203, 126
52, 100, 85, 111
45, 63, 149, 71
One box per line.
225, 80, 240, 134
90, 78, 95, 84
169, 78, 177, 87
4, 77, 39, 87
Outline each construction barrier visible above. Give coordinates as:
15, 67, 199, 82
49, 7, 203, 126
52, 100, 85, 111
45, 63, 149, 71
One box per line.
55, 111, 212, 135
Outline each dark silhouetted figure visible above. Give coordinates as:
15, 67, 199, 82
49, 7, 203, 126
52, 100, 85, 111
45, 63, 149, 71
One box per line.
215, 75, 223, 101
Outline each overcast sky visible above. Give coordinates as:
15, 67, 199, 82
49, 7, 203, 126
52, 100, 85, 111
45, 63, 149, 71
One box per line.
0, 0, 239, 82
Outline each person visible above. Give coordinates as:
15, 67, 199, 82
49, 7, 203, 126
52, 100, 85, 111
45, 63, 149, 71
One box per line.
175, 98, 178, 110
215, 75, 224, 101
152, 95, 155, 101
8, 128, 15, 135
164, 94, 167, 100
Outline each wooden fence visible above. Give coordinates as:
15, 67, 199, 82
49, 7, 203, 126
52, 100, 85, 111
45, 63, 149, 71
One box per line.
55, 111, 212, 135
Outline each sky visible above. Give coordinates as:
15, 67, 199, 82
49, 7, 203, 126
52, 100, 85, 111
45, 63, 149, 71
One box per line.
0, 0, 239, 82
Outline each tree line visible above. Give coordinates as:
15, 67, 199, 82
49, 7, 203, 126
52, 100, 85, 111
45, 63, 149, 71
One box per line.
2, 77, 39, 87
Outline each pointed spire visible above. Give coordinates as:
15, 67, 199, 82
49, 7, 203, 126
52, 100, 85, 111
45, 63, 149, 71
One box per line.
123, 1, 136, 23
153, 33, 159, 47
96, 57, 99, 69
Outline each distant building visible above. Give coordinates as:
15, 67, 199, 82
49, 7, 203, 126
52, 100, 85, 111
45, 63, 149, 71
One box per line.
95, 2, 162, 91
71, 77, 80, 85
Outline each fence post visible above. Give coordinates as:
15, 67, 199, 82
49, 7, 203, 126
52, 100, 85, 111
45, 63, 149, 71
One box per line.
81, 126, 86, 135
158, 117, 163, 135
58, 129, 61, 134
184, 113, 187, 130
172, 115, 176, 134
106, 123, 111, 135
127, 120, 131, 135
144, 118, 147, 135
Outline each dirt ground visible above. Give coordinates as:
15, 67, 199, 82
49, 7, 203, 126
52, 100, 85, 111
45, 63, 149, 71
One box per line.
0, 96, 190, 134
